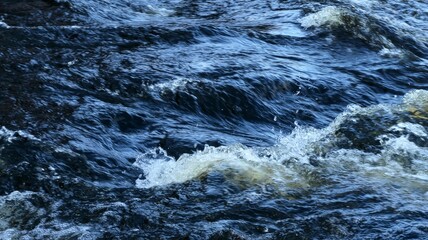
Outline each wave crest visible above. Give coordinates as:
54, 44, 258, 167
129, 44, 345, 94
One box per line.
135, 90, 428, 191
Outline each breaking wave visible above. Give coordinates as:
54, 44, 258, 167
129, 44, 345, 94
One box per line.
135, 90, 428, 193
1, 0, 428, 238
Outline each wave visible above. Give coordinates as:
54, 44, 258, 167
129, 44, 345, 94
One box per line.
298, 3, 428, 58
135, 90, 428, 192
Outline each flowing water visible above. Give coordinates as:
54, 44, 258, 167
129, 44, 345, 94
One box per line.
1, 0, 428, 239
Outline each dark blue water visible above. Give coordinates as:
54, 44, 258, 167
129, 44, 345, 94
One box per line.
1, 0, 428, 239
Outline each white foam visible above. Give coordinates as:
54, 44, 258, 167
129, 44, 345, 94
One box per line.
135, 90, 428, 189
134, 112, 339, 189
381, 135, 428, 180
403, 89, 428, 110
389, 122, 427, 137
145, 77, 195, 94
299, 6, 344, 29
134, 145, 304, 189
299, 4, 417, 58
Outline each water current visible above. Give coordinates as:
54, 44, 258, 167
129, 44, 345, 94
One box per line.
1, 0, 428, 239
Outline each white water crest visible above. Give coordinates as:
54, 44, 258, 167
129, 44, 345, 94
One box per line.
145, 77, 195, 94
135, 90, 428, 190
299, 6, 344, 29
404, 89, 428, 110
134, 145, 308, 189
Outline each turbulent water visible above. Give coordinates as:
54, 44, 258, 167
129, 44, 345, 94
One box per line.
1, 0, 428, 239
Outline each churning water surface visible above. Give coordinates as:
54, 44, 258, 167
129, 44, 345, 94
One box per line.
0, 0, 428, 239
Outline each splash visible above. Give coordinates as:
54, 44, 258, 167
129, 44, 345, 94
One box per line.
403, 89, 428, 112
134, 90, 428, 190
134, 145, 305, 189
